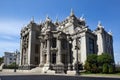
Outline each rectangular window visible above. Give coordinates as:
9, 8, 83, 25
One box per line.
89, 38, 95, 53
45, 40, 47, 48
9, 58, 12, 60
35, 57, 39, 65
52, 53, 56, 64
61, 39, 67, 49
51, 38, 56, 48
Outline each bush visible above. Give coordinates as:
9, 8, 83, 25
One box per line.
91, 64, 99, 73
98, 66, 102, 73
103, 63, 109, 73
84, 61, 91, 71
3, 62, 18, 69
109, 65, 114, 73
84, 53, 114, 74
87, 54, 97, 64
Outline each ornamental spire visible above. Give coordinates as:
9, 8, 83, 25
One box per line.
45, 15, 51, 22
30, 16, 34, 23
97, 21, 103, 28
108, 30, 112, 35
98, 21, 102, 26
70, 8, 74, 16
80, 14, 85, 21
55, 16, 58, 23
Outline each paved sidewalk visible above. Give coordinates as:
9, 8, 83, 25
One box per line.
0, 72, 120, 79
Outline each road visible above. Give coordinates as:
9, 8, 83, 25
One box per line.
0, 75, 120, 80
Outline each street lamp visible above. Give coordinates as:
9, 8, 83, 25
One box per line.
14, 49, 18, 72
75, 35, 80, 75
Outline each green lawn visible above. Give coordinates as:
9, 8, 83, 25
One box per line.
80, 72, 120, 77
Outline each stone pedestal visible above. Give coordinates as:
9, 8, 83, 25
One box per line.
55, 64, 64, 73
46, 70, 55, 74
67, 70, 76, 75
68, 64, 73, 70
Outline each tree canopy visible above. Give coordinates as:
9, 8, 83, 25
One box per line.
84, 53, 114, 73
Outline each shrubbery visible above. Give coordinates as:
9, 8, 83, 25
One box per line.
3, 62, 18, 69
103, 63, 109, 73
109, 65, 114, 73
84, 53, 114, 74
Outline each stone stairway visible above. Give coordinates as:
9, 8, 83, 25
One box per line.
30, 66, 55, 74
30, 67, 43, 73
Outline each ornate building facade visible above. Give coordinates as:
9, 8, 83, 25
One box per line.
19, 10, 114, 73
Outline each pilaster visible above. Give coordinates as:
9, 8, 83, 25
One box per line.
39, 40, 44, 67
28, 30, 32, 65
19, 37, 23, 66
56, 34, 63, 65
46, 38, 50, 64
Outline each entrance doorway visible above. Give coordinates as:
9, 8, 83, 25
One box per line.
44, 54, 47, 63
52, 53, 56, 64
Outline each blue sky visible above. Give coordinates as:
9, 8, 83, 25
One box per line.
0, 0, 120, 63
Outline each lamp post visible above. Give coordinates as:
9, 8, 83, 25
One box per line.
14, 49, 18, 72
75, 34, 80, 75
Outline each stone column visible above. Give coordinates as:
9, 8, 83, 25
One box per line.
46, 38, 50, 64
57, 37, 63, 65
67, 41, 72, 70
39, 41, 44, 66
19, 37, 23, 66
28, 30, 32, 66
22, 49, 25, 65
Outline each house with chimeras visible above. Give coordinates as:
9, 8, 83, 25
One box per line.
19, 10, 114, 73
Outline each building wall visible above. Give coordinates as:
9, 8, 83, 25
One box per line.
20, 21, 40, 68
4, 52, 20, 66
95, 26, 114, 60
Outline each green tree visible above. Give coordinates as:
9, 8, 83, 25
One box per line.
87, 54, 97, 64
84, 61, 91, 72
84, 53, 114, 73
109, 65, 114, 73
91, 63, 99, 73
103, 63, 109, 73
98, 53, 114, 73
0, 57, 4, 64
98, 53, 113, 64
84, 54, 98, 73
